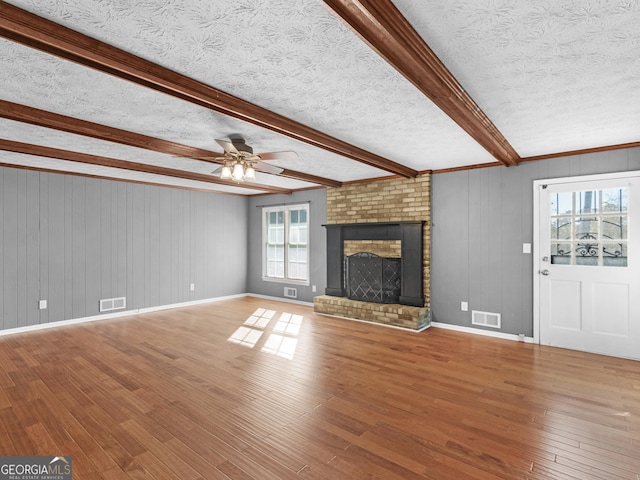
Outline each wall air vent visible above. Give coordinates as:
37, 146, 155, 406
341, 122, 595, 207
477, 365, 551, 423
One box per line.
100, 297, 127, 312
472, 310, 501, 329
284, 287, 297, 298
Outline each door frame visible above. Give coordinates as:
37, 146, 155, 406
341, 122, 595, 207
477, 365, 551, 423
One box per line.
533, 170, 640, 346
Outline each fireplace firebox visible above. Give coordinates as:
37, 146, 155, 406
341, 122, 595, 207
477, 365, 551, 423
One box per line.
345, 252, 401, 303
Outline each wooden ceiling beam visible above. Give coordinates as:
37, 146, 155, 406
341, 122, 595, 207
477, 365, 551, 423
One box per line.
0, 1, 416, 178
0, 100, 342, 188
323, 0, 520, 167
0, 139, 293, 194
0, 161, 245, 195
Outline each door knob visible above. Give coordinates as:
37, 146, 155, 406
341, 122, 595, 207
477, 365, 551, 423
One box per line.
540, 269, 550, 276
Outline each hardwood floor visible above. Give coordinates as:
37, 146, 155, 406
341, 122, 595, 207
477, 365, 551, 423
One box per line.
0, 296, 639, 479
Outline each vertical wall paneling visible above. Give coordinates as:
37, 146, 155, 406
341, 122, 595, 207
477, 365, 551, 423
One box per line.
16, 170, 27, 328
116, 182, 128, 301
130, 185, 146, 309
176, 190, 183, 301
157, 188, 171, 305
63, 176, 74, 320
191, 193, 202, 299
0, 167, 3, 329
26, 171, 40, 326
85, 179, 101, 316
147, 186, 160, 307
47, 174, 65, 325
431, 171, 469, 324
500, 166, 525, 333
3, 169, 18, 330
518, 165, 534, 335
629, 148, 640, 170
100, 180, 112, 302
431, 147, 640, 335
0, 165, 249, 332
71, 176, 86, 318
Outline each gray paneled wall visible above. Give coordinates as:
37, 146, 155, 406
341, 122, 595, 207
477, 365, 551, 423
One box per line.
0, 166, 248, 331
247, 188, 327, 303
431, 147, 640, 336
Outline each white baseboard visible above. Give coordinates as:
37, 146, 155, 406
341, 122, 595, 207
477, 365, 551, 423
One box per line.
0, 294, 534, 344
246, 293, 314, 307
0, 293, 248, 337
431, 321, 534, 343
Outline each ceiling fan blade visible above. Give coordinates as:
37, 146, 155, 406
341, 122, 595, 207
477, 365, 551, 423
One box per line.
254, 160, 284, 175
215, 138, 238, 154
258, 151, 298, 161
211, 166, 223, 174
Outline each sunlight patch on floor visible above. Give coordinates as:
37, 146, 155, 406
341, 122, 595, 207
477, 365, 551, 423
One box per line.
227, 307, 302, 359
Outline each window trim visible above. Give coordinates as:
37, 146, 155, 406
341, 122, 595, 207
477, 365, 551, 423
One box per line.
262, 203, 310, 286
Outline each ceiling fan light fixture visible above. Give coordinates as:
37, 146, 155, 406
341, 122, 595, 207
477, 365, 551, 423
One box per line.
220, 164, 232, 179
213, 138, 293, 182
232, 162, 245, 181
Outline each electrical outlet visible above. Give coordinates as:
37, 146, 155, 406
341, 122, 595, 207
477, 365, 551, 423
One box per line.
190, 283, 195, 291
461, 301, 468, 312
523, 243, 531, 254
312, 285, 316, 292
39, 300, 47, 310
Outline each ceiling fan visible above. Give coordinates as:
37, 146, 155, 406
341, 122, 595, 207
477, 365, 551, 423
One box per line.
203, 137, 297, 182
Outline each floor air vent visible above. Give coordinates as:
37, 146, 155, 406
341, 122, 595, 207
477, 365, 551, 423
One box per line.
472, 310, 501, 329
100, 297, 126, 312
284, 287, 297, 298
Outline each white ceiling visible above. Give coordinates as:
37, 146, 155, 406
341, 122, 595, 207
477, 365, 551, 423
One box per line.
1, 0, 639, 194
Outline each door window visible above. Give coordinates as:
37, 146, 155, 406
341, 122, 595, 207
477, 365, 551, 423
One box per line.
550, 188, 628, 267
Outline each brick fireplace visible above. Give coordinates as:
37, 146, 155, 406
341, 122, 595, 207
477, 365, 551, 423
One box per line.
313, 174, 431, 330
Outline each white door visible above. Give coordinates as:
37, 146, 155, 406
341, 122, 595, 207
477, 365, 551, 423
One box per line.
536, 174, 640, 360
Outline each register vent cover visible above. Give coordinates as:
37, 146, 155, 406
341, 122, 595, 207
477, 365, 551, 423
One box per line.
472, 310, 501, 329
100, 297, 126, 312
284, 287, 297, 298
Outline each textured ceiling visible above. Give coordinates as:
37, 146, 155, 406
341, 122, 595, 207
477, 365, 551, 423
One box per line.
1, 0, 639, 194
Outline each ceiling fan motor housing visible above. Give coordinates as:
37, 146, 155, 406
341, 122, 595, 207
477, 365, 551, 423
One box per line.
232, 140, 253, 155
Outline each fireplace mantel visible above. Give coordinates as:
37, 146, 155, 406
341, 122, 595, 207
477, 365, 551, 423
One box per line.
322, 221, 425, 307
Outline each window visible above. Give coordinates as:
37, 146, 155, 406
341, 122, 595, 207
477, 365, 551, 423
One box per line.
550, 188, 628, 267
263, 204, 309, 283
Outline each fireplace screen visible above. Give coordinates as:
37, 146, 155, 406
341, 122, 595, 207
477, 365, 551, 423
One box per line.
345, 252, 401, 304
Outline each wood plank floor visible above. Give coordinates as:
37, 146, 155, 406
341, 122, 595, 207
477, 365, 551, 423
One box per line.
0, 296, 639, 479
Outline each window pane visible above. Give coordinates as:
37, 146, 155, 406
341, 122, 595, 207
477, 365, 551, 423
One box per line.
298, 225, 308, 244
551, 192, 573, 216
576, 191, 598, 214
601, 188, 627, 213
602, 215, 627, 240
289, 226, 299, 244
575, 240, 599, 259
575, 217, 597, 240
603, 242, 627, 267
551, 217, 572, 240
551, 243, 572, 264
291, 210, 298, 223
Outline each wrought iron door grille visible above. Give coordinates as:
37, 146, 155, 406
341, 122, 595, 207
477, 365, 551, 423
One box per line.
345, 252, 401, 304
